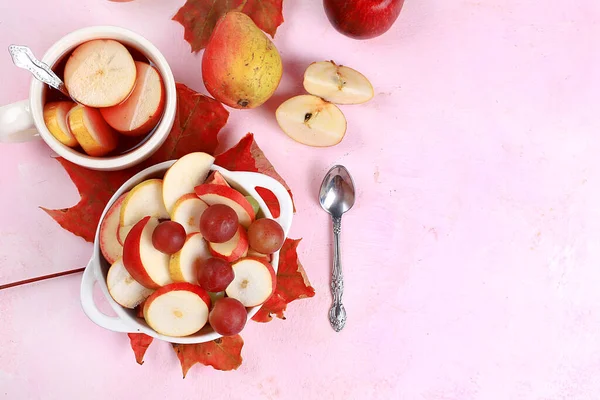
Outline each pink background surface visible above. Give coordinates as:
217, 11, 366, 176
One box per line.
2, 0, 600, 399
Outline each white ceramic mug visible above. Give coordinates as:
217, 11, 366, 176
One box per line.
0, 26, 177, 171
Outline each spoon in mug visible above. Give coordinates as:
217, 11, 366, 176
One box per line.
319, 165, 356, 332
9, 44, 71, 98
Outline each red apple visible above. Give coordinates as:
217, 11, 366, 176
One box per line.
323, 0, 404, 40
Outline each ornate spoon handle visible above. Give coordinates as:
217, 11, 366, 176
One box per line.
8, 45, 70, 98
329, 216, 347, 332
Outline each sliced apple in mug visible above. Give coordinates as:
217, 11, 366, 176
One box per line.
107, 258, 154, 309
100, 61, 165, 137
122, 216, 172, 289
143, 282, 211, 337
43, 101, 77, 147
170, 194, 208, 234
208, 225, 249, 263
169, 232, 211, 283
194, 184, 255, 228
120, 179, 169, 229
162, 152, 215, 214
303, 60, 374, 105
276, 95, 347, 147
64, 39, 137, 108
67, 105, 119, 156
226, 257, 276, 307
99, 193, 128, 264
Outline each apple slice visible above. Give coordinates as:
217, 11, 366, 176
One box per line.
143, 282, 211, 337
303, 61, 374, 105
208, 225, 249, 262
67, 104, 119, 156
276, 95, 347, 147
100, 61, 165, 137
99, 193, 128, 264
194, 184, 255, 228
226, 257, 276, 307
120, 179, 169, 229
204, 170, 231, 187
107, 258, 154, 309
170, 194, 208, 234
64, 39, 136, 107
247, 248, 271, 262
169, 232, 211, 283
162, 152, 215, 214
123, 216, 172, 289
43, 101, 77, 147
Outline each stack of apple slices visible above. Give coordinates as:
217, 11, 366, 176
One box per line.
43, 39, 165, 156
100, 152, 284, 338
276, 60, 374, 147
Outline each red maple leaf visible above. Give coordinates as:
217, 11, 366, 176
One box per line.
252, 238, 315, 322
128, 333, 154, 365
172, 336, 244, 377
41, 83, 228, 242
172, 0, 283, 52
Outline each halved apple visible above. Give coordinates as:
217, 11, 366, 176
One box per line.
170, 193, 208, 234
169, 232, 211, 283
303, 61, 374, 105
204, 170, 230, 187
226, 257, 276, 307
122, 216, 172, 289
208, 225, 249, 262
276, 95, 347, 147
143, 282, 211, 337
120, 179, 169, 229
162, 152, 215, 214
99, 193, 128, 264
100, 61, 165, 137
67, 104, 119, 156
43, 101, 77, 147
64, 39, 136, 108
107, 258, 154, 309
194, 184, 255, 228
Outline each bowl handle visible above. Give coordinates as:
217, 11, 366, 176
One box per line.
229, 171, 294, 235
80, 260, 134, 333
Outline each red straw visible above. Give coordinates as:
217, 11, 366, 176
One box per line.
0, 267, 85, 291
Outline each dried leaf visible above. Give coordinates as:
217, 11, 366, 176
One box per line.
42, 83, 228, 242
253, 238, 315, 322
172, 336, 244, 377
128, 333, 154, 365
241, 0, 284, 37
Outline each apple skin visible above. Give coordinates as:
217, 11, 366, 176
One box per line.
323, 0, 404, 40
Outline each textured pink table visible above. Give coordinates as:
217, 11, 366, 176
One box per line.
2, 0, 600, 399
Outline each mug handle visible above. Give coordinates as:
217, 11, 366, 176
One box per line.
0, 100, 41, 143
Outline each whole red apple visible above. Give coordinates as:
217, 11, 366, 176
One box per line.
323, 0, 405, 40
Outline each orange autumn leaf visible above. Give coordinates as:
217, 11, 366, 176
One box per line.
172, 336, 244, 377
172, 0, 283, 52
252, 238, 315, 322
128, 333, 154, 365
41, 83, 228, 242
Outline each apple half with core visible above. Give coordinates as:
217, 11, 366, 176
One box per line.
303, 61, 374, 105
107, 258, 154, 309
143, 282, 211, 337
226, 257, 276, 307
123, 216, 172, 289
169, 232, 211, 283
276, 95, 347, 147
162, 152, 215, 214
195, 184, 256, 228
208, 225, 249, 263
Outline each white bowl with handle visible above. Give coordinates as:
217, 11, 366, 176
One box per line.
80, 160, 294, 343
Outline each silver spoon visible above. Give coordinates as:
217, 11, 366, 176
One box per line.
8, 45, 71, 98
319, 165, 356, 332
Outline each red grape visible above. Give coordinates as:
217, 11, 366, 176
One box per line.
247, 218, 284, 254
197, 257, 234, 292
209, 297, 247, 336
152, 221, 186, 254
200, 204, 238, 243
